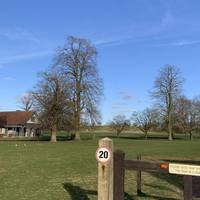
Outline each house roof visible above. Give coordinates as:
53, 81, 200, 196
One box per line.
0, 111, 32, 126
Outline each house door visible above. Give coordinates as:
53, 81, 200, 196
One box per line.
16, 127, 20, 136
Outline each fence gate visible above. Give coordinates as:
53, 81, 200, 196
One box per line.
114, 151, 200, 200
97, 138, 200, 200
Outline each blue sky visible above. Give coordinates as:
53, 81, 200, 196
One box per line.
1, 0, 200, 123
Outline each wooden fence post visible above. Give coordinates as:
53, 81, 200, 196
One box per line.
114, 150, 125, 200
184, 175, 192, 200
137, 154, 142, 195
98, 138, 113, 200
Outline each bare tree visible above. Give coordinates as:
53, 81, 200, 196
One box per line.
175, 96, 200, 140
18, 93, 33, 112
32, 69, 72, 142
54, 36, 103, 140
82, 105, 102, 129
132, 108, 158, 139
193, 97, 200, 132
110, 115, 130, 138
152, 65, 183, 140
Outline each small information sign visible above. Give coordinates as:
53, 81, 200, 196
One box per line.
169, 163, 200, 176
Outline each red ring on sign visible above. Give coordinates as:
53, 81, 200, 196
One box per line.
96, 147, 112, 164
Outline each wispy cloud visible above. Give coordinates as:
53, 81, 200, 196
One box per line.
0, 74, 16, 81
0, 27, 40, 43
116, 109, 134, 114
159, 40, 200, 47
93, 7, 200, 49
110, 90, 141, 116
0, 106, 9, 110
93, 10, 175, 48
161, 10, 175, 27
119, 91, 134, 101
112, 105, 134, 116
0, 50, 53, 65
94, 37, 129, 47
112, 102, 127, 110
3, 76, 16, 81
122, 94, 133, 101
110, 91, 135, 115
93, 32, 152, 48
94, 34, 154, 48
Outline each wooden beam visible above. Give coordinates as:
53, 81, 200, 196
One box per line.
184, 176, 192, 200
137, 155, 142, 195
114, 150, 125, 200
125, 160, 169, 173
98, 138, 113, 200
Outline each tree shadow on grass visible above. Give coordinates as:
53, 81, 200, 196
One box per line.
144, 181, 180, 194
125, 192, 180, 200
63, 182, 179, 200
139, 159, 200, 199
63, 182, 97, 200
149, 159, 200, 191
63, 183, 137, 200
124, 192, 179, 200
150, 172, 182, 190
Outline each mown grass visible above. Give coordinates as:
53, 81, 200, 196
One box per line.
0, 132, 199, 200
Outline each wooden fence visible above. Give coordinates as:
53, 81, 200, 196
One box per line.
97, 138, 200, 200
114, 151, 194, 200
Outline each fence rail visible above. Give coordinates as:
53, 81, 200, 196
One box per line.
125, 159, 169, 173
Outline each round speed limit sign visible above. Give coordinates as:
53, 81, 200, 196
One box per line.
96, 147, 112, 164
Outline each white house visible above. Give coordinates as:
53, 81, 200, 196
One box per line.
0, 111, 41, 137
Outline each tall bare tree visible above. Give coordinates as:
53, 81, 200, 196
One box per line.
32, 69, 72, 142
54, 36, 103, 140
193, 97, 200, 132
18, 93, 33, 112
152, 65, 183, 140
175, 96, 200, 140
174, 96, 193, 139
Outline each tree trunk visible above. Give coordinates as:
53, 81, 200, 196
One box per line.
185, 132, 187, 140
189, 132, 192, 140
117, 131, 120, 138
74, 80, 81, 140
145, 131, 148, 140
168, 130, 173, 140
51, 127, 57, 142
168, 115, 173, 140
168, 93, 173, 141
75, 130, 80, 140
74, 111, 81, 140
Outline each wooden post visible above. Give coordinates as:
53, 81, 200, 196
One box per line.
114, 150, 125, 200
98, 138, 113, 200
184, 175, 192, 200
137, 154, 142, 195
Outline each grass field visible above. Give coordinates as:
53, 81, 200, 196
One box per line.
0, 132, 199, 200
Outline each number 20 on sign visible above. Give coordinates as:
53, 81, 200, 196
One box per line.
96, 147, 112, 164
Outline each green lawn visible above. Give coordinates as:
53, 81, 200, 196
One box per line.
0, 134, 199, 200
